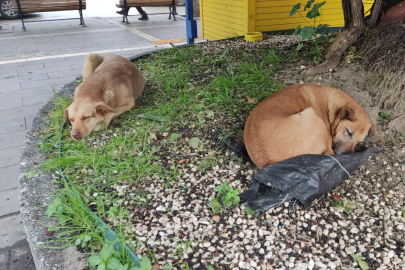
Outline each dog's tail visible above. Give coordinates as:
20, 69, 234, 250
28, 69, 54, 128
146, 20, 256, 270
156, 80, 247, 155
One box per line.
82, 53, 104, 81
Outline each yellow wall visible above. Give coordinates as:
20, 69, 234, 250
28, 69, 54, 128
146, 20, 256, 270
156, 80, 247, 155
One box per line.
200, 0, 248, 41
201, 0, 375, 41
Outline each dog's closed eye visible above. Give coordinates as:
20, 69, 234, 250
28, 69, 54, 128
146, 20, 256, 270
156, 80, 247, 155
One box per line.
82, 116, 90, 120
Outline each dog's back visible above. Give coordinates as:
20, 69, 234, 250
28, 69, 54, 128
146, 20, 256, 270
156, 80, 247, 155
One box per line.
244, 84, 373, 168
77, 53, 144, 103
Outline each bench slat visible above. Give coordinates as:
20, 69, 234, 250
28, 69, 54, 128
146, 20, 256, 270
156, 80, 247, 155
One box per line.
11, 0, 86, 12
119, 0, 175, 5
17, 0, 86, 2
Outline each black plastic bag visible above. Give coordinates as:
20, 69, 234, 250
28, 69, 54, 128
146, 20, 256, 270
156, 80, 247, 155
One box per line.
239, 147, 382, 214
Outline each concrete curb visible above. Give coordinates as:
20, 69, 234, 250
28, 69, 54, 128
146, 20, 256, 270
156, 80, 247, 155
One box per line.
19, 80, 88, 270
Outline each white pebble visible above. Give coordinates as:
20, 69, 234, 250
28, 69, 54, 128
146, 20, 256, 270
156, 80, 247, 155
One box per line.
308, 259, 314, 270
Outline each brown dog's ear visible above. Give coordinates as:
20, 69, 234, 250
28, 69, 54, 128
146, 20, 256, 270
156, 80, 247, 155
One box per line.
95, 103, 114, 116
368, 123, 375, 137
338, 106, 357, 122
63, 108, 69, 122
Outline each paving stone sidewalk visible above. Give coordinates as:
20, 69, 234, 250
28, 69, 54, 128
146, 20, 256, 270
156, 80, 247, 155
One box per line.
0, 14, 201, 269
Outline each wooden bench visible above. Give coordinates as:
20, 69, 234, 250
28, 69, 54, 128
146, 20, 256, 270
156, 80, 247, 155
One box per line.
117, 0, 178, 22
11, 0, 86, 30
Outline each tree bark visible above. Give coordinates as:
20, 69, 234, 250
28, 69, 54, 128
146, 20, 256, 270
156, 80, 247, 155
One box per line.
193, 0, 200, 18
342, 0, 352, 30
305, 0, 382, 76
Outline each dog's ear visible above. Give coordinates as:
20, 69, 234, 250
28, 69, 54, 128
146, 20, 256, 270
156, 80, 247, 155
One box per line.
368, 123, 375, 137
63, 108, 69, 122
338, 106, 357, 122
95, 102, 114, 116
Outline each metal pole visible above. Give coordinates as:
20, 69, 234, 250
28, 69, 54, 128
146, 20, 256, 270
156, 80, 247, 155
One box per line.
185, 0, 197, 44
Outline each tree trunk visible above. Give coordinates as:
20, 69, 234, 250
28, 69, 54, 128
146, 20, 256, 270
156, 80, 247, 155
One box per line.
305, 0, 383, 76
193, 0, 200, 18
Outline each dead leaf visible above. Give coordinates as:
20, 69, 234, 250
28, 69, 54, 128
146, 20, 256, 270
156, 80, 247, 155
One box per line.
150, 133, 157, 140
246, 96, 258, 104
212, 215, 220, 222
162, 132, 169, 137
152, 264, 160, 270
179, 159, 185, 164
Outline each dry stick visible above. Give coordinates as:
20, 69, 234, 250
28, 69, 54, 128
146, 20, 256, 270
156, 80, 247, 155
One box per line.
388, 115, 405, 128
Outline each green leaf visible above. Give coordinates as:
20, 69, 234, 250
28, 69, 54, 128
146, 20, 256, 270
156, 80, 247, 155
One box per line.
299, 26, 315, 40
139, 256, 152, 268
25, 171, 36, 179
75, 78, 83, 84
289, 3, 301, 16
296, 43, 304, 51
304, 0, 315, 10
118, 264, 129, 270
207, 267, 215, 270
57, 216, 67, 225
151, 163, 161, 173
344, 207, 351, 215
98, 263, 106, 270
379, 112, 392, 122
88, 255, 101, 267
136, 113, 169, 122
211, 200, 222, 214
4, 76, 14, 79
306, 2, 326, 19
189, 137, 200, 148
107, 258, 121, 269
234, 196, 240, 204
194, 103, 204, 110
364, 27, 370, 36
224, 193, 232, 202
84, 235, 91, 242
170, 133, 179, 140
75, 238, 82, 246
293, 24, 301, 35
351, 253, 366, 261
401, 208, 405, 218
100, 244, 114, 259
206, 111, 215, 119
358, 260, 369, 270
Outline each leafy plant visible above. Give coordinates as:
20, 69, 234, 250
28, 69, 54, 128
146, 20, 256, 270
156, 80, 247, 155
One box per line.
351, 253, 369, 270
331, 199, 343, 208
379, 112, 392, 122
289, 0, 327, 57
88, 244, 126, 270
396, 133, 405, 139
131, 256, 152, 270
210, 181, 240, 213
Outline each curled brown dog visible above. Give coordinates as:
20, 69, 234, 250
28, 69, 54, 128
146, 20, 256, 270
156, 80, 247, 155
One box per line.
64, 53, 144, 140
244, 84, 374, 169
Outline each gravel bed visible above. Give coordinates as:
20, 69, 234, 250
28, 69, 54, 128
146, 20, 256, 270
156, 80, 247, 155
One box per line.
54, 34, 405, 269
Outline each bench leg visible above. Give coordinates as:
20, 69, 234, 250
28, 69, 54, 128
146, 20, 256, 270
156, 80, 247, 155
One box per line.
15, 0, 26, 30
170, 0, 177, 21
123, 0, 129, 24
78, 0, 85, 26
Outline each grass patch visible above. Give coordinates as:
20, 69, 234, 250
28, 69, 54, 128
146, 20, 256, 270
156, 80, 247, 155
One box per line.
37, 39, 312, 268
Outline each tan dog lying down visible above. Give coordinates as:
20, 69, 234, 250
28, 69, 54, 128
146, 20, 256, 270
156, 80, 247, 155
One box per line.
64, 53, 144, 140
244, 84, 374, 169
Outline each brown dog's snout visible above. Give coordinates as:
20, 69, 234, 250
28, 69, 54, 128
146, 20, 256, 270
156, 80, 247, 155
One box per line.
71, 130, 83, 140
333, 142, 356, 155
